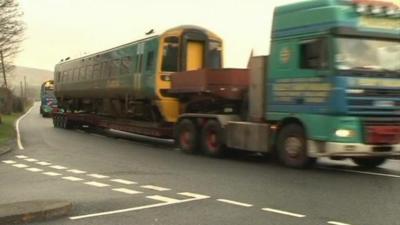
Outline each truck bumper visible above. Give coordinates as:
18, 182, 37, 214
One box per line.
308, 140, 400, 158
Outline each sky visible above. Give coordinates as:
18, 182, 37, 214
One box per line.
15, 0, 299, 71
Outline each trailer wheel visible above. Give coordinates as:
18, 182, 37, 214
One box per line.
201, 120, 225, 157
277, 124, 315, 168
176, 119, 199, 154
352, 157, 386, 168
52, 116, 57, 127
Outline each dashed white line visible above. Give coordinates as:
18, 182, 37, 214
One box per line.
26, 168, 43, 172
321, 167, 400, 179
111, 179, 136, 185
217, 199, 253, 207
15, 155, 27, 159
85, 181, 110, 187
262, 208, 306, 218
146, 195, 180, 203
2, 160, 16, 164
62, 176, 84, 181
13, 164, 28, 168
88, 174, 109, 179
327, 221, 352, 225
112, 188, 142, 195
24, 158, 38, 162
36, 162, 52, 166
50, 165, 67, 170
141, 185, 170, 191
178, 192, 210, 199
68, 169, 86, 174
16, 105, 34, 150
43, 172, 62, 176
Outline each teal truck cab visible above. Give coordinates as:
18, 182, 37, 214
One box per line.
173, 0, 400, 168
265, 0, 400, 167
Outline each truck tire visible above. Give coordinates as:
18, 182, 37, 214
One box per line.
201, 120, 225, 158
277, 124, 315, 168
352, 157, 386, 168
176, 119, 199, 154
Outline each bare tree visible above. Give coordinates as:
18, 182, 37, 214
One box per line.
0, 0, 25, 87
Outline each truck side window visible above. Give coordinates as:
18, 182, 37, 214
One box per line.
300, 39, 328, 69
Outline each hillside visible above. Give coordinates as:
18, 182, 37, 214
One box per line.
8, 66, 53, 99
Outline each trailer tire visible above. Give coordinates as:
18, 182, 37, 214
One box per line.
352, 157, 386, 168
277, 124, 315, 168
201, 120, 225, 158
176, 119, 199, 154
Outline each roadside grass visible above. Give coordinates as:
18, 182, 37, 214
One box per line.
0, 114, 21, 146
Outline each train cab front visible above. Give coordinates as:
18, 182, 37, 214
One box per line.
156, 25, 224, 122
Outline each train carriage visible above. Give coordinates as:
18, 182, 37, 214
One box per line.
55, 25, 223, 123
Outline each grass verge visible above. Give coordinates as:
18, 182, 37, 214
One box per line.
0, 113, 21, 146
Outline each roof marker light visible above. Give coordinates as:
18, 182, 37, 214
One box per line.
356, 4, 369, 14
371, 5, 384, 14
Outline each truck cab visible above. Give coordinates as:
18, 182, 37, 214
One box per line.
266, 0, 400, 167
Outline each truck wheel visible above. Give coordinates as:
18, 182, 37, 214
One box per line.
277, 124, 315, 168
352, 157, 386, 168
52, 116, 57, 127
201, 120, 225, 157
176, 119, 199, 154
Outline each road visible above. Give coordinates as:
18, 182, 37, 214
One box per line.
1, 103, 399, 225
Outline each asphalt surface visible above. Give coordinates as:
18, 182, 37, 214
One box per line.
0, 103, 399, 225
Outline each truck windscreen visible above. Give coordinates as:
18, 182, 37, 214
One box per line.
335, 38, 400, 74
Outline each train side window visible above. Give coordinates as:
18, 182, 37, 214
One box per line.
111, 59, 120, 77
93, 63, 101, 79
121, 56, 132, 74
63, 71, 67, 82
146, 51, 155, 71
73, 68, 79, 81
87, 65, 94, 80
102, 61, 111, 78
79, 67, 86, 80
299, 39, 328, 69
56, 72, 61, 82
162, 36, 179, 72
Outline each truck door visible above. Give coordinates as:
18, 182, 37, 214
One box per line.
186, 41, 204, 71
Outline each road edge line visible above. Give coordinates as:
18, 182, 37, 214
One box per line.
15, 104, 35, 150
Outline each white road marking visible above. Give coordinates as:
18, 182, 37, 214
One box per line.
50, 165, 67, 170
262, 208, 306, 218
112, 188, 142, 195
217, 199, 253, 207
43, 172, 62, 176
15, 155, 27, 159
146, 195, 180, 203
26, 168, 43, 172
70, 191, 209, 220
15, 105, 34, 150
321, 167, 400, 179
88, 174, 109, 179
85, 181, 110, 187
141, 185, 170, 191
36, 162, 52, 166
24, 158, 38, 162
2, 160, 16, 164
68, 169, 86, 174
13, 164, 28, 168
111, 179, 136, 185
327, 221, 352, 225
62, 176, 84, 181
178, 192, 210, 199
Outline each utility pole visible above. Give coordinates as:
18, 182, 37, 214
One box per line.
20, 81, 23, 97
0, 50, 7, 88
24, 76, 27, 98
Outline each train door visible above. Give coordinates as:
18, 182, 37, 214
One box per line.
186, 41, 204, 71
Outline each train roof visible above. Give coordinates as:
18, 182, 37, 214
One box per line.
55, 25, 221, 68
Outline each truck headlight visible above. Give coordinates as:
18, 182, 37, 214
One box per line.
335, 129, 355, 138
345, 89, 365, 94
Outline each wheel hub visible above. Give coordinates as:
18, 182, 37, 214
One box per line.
285, 137, 302, 158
